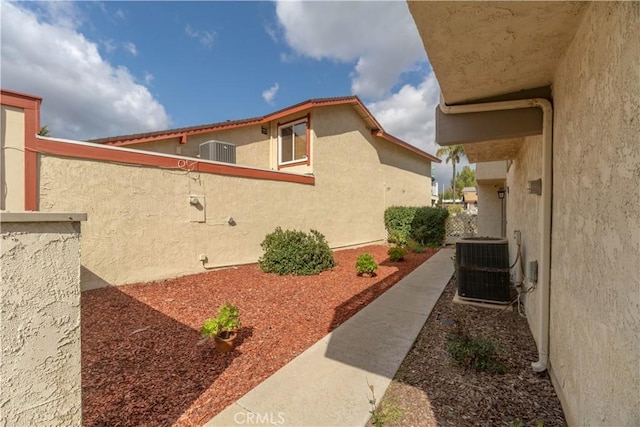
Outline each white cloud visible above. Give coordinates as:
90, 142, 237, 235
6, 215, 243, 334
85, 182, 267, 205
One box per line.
123, 41, 137, 56
38, 1, 85, 30
264, 25, 279, 43
275, 1, 426, 99
367, 73, 469, 188
262, 83, 280, 105
367, 74, 439, 154
274, 0, 467, 190
101, 38, 116, 54
0, 2, 170, 140
185, 24, 215, 50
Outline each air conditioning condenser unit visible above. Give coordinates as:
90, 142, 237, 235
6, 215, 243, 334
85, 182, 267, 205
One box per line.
199, 140, 236, 164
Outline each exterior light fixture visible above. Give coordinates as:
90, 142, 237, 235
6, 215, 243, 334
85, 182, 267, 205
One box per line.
497, 188, 506, 199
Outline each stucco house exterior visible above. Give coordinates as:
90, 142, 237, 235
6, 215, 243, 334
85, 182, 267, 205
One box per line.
408, 2, 639, 425
460, 186, 477, 214
1, 91, 439, 290
476, 160, 507, 238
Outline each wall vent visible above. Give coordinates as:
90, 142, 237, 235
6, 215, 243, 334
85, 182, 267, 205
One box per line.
456, 237, 511, 304
199, 141, 236, 164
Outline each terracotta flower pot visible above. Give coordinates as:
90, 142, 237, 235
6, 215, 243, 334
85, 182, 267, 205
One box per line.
214, 331, 238, 353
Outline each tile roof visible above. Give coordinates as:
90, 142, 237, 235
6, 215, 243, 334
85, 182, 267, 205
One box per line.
88, 96, 440, 163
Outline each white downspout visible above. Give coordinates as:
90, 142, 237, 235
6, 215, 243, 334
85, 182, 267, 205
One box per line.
438, 96, 552, 372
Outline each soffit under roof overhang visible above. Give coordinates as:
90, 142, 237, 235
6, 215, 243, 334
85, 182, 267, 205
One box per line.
408, 1, 587, 162
408, 1, 588, 105
463, 138, 523, 163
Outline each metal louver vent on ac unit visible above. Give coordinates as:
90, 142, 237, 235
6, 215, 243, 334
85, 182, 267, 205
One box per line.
199, 140, 236, 164
456, 237, 511, 304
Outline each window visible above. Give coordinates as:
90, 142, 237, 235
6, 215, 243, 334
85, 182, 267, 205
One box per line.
278, 118, 308, 166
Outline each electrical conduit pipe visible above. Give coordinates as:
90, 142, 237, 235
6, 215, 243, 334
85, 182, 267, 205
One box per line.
438, 96, 552, 372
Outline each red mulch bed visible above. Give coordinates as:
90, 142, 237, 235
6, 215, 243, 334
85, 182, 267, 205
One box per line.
82, 245, 437, 426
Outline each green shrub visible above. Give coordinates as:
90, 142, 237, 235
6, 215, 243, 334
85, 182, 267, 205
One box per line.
387, 246, 406, 262
387, 230, 406, 246
406, 237, 427, 253
355, 253, 378, 275
446, 204, 463, 215
259, 227, 335, 275
384, 206, 417, 245
445, 333, 506, 374
410, 207, 449, 247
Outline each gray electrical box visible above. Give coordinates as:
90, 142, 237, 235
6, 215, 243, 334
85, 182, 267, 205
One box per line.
528, 260, 538, 283
528, 179, 542, 195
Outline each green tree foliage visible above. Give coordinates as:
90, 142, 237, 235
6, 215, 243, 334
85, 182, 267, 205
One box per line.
450, 165, 477, 199
436, 144, 466, 200
441, 188, 454, 201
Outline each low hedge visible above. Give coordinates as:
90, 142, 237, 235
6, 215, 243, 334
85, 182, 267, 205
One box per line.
410, 207, 449, 247
385, 206, 448, 248
384, 206, 417, 246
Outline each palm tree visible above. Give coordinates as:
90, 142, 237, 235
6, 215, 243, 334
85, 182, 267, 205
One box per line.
436, 144, 466, 201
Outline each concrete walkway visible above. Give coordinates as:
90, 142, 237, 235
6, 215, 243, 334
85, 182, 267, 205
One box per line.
206, 247, 454, 427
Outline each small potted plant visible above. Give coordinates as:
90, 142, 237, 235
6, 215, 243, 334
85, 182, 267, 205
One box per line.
356, 253, 378, 277
201, 303, 241, 352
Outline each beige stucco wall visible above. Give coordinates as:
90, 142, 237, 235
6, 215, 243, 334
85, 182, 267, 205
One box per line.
1, 214, 84, 425
1, 105, 25, 211
505, 135, 542, 333
313, 105, 431, 209
546, 3, 640, 425
476, 160, 507, 182
477, 184, 504, 238
39, 105, 431, 290
477, 161, 507, 237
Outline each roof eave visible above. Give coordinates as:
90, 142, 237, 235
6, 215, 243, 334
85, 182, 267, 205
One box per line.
372, 130, 441, 163
90, 96, 364, 146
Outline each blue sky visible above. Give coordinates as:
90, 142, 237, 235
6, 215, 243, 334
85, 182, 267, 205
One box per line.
1, 0, 471, 187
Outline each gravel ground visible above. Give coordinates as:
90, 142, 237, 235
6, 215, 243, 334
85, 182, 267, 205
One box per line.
81, 245, 436, 426
375, 278, 567, 427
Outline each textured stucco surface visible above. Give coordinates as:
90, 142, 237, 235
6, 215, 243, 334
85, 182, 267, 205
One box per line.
1, 105, 25, 211
505, 135, 542, 328
548, 3, 640, 425
408, 1, 587, 104
411, 0, 639, 424
476, 161, 507, 183
1, 220, 82, 426
476, 161, 507, 238
463, 137, 524, 163
477, 184, 504, 238
39, 105, 431, 289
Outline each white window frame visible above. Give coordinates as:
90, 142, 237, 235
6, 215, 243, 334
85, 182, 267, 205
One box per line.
278, 118, 309, 166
